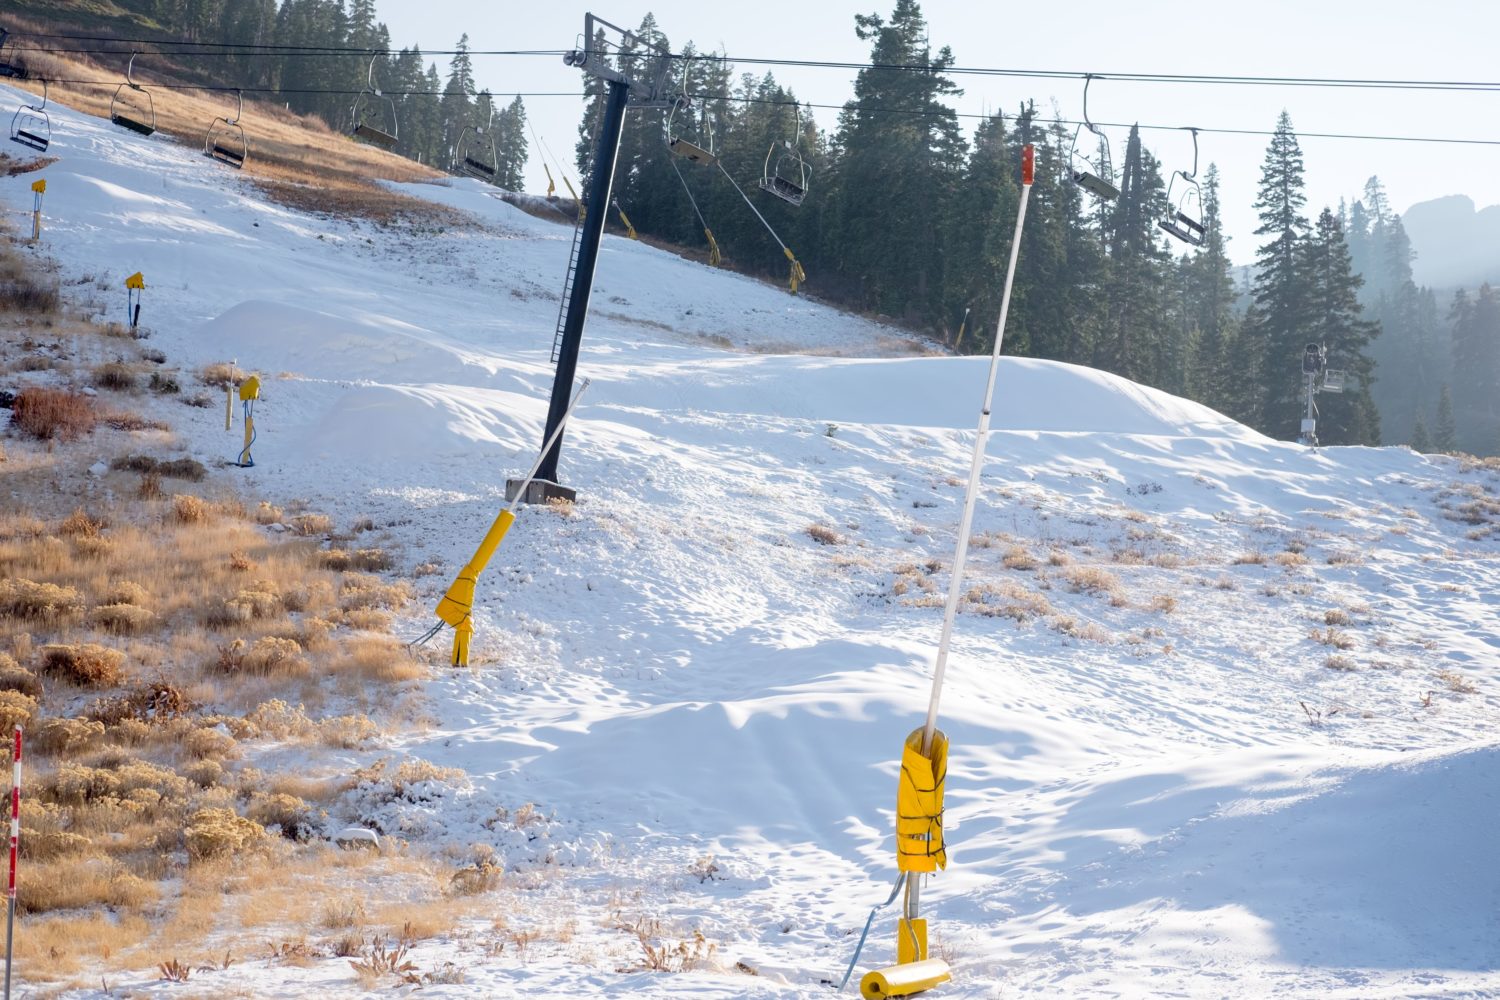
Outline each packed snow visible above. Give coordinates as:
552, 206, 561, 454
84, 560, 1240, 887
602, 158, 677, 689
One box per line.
3, 86, 1498, 998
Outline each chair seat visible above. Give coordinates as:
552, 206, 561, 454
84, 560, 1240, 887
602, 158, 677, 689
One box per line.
10, 130, 47, 152
113, 114, 155, 136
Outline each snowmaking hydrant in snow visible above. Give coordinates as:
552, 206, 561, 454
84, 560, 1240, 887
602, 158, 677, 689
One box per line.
845, 144, 1035, 999
125, 271, 145, 333
234, 374, 260, 468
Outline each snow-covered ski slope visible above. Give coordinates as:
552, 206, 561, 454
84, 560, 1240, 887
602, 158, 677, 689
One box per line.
4, 88, 1498, 998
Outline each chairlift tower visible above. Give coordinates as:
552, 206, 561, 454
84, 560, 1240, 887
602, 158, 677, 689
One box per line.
510, 13, 673, 504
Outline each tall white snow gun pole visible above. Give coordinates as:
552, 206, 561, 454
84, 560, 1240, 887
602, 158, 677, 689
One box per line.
856, 144, 1033, 1000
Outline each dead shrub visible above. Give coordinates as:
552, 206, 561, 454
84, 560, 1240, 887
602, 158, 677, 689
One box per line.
1324, 608, 1352, 626
85, 682, 190, 725
255, 501, 285, 525
59, 508, 106, 539
138, 471, 164, 500
105, 581, 151, 607
805, 523, 844, 546
1233, 551, 1266, 565
1061, 565, 1123, 598
199, 363, 239, 388
1436, 668, 1478, 694
1325, 654, 1356, 671
0, 274, 60, 314
184, 807, 267, 862
247, 792, 316, 840
1001, 546, 1039, 571
338, 575, 411, 612
0, 661, 43, 701
30, 717, 105, 756
1274, 551, 1309, 567
20, 858, 157, 915
450, 862, 503, 897
0, 690, 38, 733
93, 361, 138, 392
172, 494, 210, 524
1310, 627, 1355, 650
90, 602, 157, 635
319, 548, 395, 572
39, 643, 124, 687
332, 636, 422, 684
318, 714, 379, 749
157, 458, 207, 481
1149, 593, 1177, 614
183, 726, 237, 760
217, 637, 309, 678
0, 579, 84, 623
290, 513, 333, 537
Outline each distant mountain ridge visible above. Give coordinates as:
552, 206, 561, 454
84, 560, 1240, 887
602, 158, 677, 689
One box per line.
1401, 194, 1500, 289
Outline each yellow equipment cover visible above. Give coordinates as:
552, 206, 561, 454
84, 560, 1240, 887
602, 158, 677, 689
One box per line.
896, 727, 947, 873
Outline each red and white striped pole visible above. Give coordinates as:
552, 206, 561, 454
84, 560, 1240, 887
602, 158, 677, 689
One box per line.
5, 725, 19, 1000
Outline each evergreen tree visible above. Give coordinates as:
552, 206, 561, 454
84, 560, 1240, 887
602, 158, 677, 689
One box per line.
1302, 208, 1381, 445
1410, 411, 1431, 452
1184, 164, 1238, 412
1451, 284, 1500, 453
1246, 111, 1311, 438
439, 35, 476, 170
1435, 384, 1457, 452
495, 96, 528, 191
831, 0, 967, 319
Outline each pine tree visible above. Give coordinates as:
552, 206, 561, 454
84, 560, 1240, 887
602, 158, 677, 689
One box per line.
1451, 284, 1500, 454
1302, 208, 1381, 445
439, 36, 476, 170
831, 0, 967, 318
1184, 164, 1238, 413
1246, 111, 1311, 438
1410, 412, 1431, 452
1435, 384, 1457, 452
495, 96, 528, 192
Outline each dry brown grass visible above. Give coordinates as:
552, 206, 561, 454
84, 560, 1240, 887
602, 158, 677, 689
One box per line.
1, 48, 463, 228
805, 523, 844, 546
11, 387, 97, 441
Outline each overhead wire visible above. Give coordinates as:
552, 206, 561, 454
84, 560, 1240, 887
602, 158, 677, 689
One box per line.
6, 30, 1500, 148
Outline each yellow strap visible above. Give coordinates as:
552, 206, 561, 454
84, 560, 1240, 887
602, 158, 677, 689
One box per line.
615, 203, 637, 240
705, 228, 721, 267
784, 248, 806, 295
543, 163, 557, 199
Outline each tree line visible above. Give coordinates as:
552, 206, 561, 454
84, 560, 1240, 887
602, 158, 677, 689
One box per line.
95, 0, 529, 185
571, 3, 1500, 454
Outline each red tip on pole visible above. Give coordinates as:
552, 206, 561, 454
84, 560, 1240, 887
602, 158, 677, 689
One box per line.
1022, 144, 1035, 186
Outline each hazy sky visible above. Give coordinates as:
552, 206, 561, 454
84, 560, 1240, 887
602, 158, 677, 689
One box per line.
378, 1, 1496, 266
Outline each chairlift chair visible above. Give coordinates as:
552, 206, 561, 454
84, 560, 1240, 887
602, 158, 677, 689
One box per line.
350, 54, 398, 150
1160, 127, 1206, 247
203, 89, 248, 169
1321, 369, 1346, 394
758, 102, 810, 206
9, 77, 50, 152
455, 108, 499, 179
0, 27, 29, 80
110, 52, 156, 136
664, 59, 718, 166
1068, 74, 1118, 201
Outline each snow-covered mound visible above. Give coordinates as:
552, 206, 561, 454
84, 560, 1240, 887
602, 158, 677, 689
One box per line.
3, 83, 1498, 999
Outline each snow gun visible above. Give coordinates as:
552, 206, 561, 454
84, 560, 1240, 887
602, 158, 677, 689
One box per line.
418, 378, 590, 667
844, 144, 1034, 999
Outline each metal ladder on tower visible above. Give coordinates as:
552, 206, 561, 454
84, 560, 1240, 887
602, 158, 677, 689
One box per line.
551, 220, 587, 364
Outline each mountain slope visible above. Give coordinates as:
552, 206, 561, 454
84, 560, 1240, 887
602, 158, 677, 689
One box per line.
3, 82, 1498, 998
